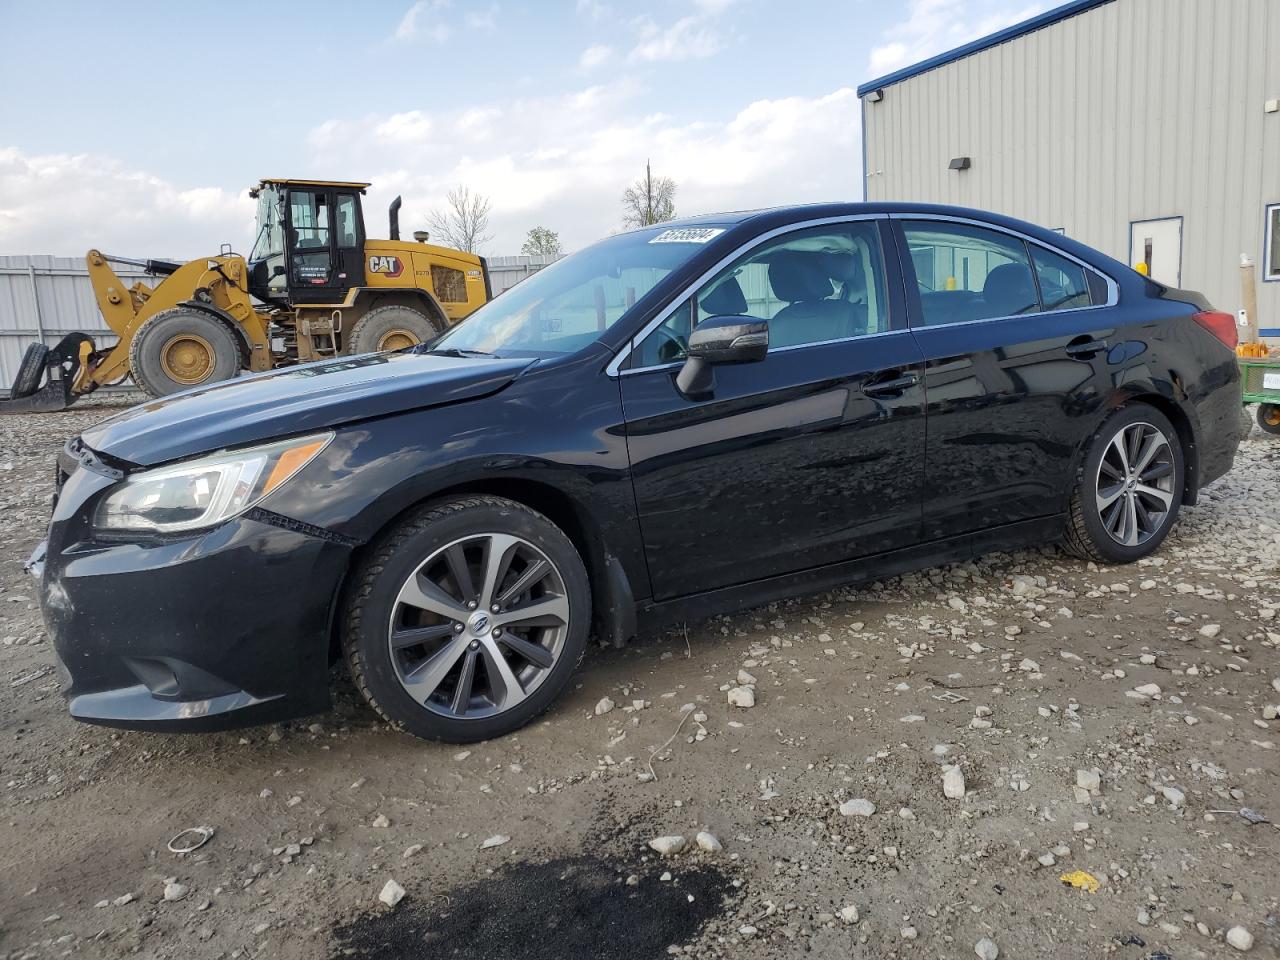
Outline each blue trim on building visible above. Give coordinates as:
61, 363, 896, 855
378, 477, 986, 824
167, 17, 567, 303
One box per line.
1260, 328, 1280, 337
856, 0, 1116, 98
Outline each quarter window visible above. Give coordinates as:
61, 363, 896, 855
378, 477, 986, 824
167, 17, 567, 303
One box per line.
633, 222, 889, 367
1030, 246, 1091, 310
904, 221, 1038, 325
1266, 203, 1280, 281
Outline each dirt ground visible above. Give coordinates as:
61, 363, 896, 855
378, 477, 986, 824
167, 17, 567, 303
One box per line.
1, 400, 1278, 960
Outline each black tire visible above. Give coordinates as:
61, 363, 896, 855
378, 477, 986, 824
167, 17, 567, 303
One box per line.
11, 343, 49, 398
128, 308, 242, 397
1258, 403, 1280, 435
342, 495, 590, 743
1064, 403, 1185, 563
347, 304, 442, 355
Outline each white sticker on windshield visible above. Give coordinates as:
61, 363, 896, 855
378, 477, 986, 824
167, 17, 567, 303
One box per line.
648, 227, 725, 244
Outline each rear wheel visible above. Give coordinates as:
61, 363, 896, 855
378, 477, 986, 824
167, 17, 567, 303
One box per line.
1259, 403, 1280, 435
128, 308, 242, 397
1064, 404, 1184, 563
342, 496, 590, 743
346, 305, 442, 355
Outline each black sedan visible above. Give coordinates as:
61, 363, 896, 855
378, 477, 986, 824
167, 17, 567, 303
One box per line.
31, 203, 1244, 742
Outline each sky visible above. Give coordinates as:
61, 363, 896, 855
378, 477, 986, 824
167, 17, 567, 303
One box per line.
0, 0, 1048, 258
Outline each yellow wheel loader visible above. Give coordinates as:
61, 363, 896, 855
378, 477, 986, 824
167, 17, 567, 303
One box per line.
4, 179, 492, 412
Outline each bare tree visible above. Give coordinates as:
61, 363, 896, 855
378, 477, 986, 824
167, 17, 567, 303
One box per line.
621, 160, 677, 228
426, 185, 493, 253
521, 226, 562, 256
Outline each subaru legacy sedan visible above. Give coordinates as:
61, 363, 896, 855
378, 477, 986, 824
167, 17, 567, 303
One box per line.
31, 203, 1243, 742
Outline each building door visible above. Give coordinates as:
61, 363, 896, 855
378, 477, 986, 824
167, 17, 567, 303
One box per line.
1129, 217, 1182, 286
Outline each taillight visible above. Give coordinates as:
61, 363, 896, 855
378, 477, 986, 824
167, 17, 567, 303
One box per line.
1193, 311, 1238, 349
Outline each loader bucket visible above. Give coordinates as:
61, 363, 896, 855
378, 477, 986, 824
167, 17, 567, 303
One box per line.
0, 334, 95, 415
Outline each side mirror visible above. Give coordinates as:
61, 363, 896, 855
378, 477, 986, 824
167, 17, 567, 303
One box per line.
676, 315, 769, 396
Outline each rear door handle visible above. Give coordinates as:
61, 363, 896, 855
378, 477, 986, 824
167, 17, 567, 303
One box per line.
863, 372, 920, 396
1066, 338, 1108, 359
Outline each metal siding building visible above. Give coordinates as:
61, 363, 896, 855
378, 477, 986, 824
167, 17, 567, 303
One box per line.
859, 0, 1280, 338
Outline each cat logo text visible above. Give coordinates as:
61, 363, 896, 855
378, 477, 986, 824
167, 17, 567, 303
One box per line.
368, 256, 404, 278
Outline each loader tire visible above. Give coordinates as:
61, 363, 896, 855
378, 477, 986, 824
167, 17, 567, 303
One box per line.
11, 343, 49, 398
128, 308, 242, 398
346, 305, 442, 355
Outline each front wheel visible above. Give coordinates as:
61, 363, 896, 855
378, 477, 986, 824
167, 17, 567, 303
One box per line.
346, 305, 441, 355
1064, 404, 1185, 563
128, 308, 243, 397
341, 496, 590, 743
1259, 403, 1280, 435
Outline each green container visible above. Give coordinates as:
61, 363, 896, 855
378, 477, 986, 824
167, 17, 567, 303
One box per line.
1240, 357, 1280, 405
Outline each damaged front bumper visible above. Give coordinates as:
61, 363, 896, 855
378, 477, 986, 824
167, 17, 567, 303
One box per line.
30, 442, 353, 732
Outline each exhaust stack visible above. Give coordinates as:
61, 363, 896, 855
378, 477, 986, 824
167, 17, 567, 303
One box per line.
388, 196, 402, 241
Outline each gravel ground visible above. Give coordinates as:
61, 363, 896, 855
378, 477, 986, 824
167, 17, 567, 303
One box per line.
1, 401, 1278, 960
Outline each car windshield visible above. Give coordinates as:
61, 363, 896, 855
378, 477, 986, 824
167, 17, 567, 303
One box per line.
431, 224, 729, 358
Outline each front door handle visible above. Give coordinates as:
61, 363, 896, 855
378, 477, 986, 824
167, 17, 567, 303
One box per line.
863, 372, 920, 397
1066, 337, 1109, 359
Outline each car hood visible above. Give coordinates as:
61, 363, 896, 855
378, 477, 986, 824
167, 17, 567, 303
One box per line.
80, 352, 536, 466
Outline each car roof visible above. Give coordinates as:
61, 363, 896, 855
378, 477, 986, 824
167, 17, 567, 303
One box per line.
656, 201, 1061, 234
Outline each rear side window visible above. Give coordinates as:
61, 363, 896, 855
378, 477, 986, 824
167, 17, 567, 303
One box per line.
904, 221, 1038, 325
1030, 246, 1091, 310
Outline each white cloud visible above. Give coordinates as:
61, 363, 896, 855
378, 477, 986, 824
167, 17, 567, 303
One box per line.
575, 0, 609, 20
302, 82, 861, 255
628, 14, 725, 63
868, 0, 1050, 76
0, 147, 253, 257
374, 111, 433, 143
394, 0, 452, 43
578, 44, 614, 71
2, 78, 861, 258
465, 3, 499, 30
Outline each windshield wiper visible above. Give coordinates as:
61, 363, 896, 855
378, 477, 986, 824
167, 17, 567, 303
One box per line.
417, 346, 497, 358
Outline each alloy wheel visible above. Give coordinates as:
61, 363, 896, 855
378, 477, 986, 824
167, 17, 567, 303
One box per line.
387, 533, 570, 719
1094, 421, 1176, 546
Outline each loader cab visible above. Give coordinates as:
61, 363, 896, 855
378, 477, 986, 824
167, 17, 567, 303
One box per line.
248, 179, 369, 305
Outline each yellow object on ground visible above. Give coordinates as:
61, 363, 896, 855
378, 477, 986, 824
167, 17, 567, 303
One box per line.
3, 178, 491, 411
1059, 870, 1100, 893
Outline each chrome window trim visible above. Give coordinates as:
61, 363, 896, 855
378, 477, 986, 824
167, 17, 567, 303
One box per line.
890, 212, 1120, 311
606, 214, 888, 377
615, 327, 908, 378
897, 303, 1109, 334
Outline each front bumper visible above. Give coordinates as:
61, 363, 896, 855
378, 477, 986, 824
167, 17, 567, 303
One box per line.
33, 458, 354, 732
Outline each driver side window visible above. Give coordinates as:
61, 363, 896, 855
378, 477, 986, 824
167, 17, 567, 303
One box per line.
633, 222, 888, 368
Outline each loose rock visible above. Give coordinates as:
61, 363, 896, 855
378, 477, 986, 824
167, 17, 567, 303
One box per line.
648, 835, 687, 856
839, 798, 876, 817
695, 831, 722, 853
1226, 926, 1254, 951
379, 880, 405, 908
727, 686, 756, 708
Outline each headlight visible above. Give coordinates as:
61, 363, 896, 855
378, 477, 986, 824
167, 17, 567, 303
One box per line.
94, 433, 332, 533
